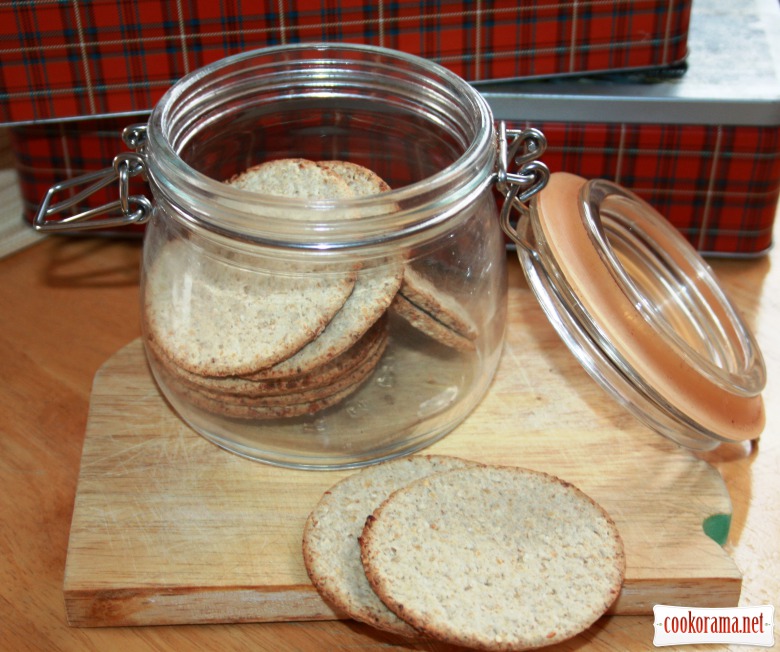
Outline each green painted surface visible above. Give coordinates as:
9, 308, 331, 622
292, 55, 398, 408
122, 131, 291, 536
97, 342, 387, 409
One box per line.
703, 513, 731, 546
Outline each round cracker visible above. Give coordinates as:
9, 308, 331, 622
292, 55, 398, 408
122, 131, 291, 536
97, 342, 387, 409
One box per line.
227, 158, 356, 199
242, 160, 400, 379
391, 293, 475, 351
162, 367, 363, 420
359, 465, 625, 651
161, 331, 388, 420
399, 267, 478, 340
302, 454, 479, 637
149, 314, 387, 395
144, 239, 357, 377
247, 264, 402, 380
317, 160, 392, 196
174, 329, 386, 408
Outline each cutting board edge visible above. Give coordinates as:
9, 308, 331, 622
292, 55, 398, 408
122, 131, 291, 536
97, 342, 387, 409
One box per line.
63, 582, 344, 628
609, 575, 743, 616
63, 575, 743, 628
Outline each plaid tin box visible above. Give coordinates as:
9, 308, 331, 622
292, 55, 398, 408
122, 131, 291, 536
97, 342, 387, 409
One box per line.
478, 0, 780, 256
0, 0, 692, 124
3, 0, 778, 256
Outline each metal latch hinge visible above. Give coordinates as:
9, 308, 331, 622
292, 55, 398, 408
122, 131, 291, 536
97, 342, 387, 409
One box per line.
34, 124, 153, 232
496, 121, 550, 252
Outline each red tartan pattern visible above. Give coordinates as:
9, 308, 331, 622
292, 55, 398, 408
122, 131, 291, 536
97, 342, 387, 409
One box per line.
0, 0, 692, 123
525, 121, 780, 255
10, 115, 778, 255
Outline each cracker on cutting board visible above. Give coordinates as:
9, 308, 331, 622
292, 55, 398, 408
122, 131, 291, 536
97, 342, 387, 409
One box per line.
302, 454, 479, 637
359, 465, 625, 651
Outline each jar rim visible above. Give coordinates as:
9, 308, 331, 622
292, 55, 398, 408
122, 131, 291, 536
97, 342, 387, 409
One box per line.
144, 43, 497, 249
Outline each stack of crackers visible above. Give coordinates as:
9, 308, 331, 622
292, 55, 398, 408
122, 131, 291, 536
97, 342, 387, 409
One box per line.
303, 455, 626, 651
143, 159, 478, 421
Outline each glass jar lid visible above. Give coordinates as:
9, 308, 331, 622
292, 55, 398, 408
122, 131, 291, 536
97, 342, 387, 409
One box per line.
512, 172, 765, 450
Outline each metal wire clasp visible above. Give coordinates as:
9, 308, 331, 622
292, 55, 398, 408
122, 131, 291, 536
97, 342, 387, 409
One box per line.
496, 121, 550, 252
34, 124, 152, 232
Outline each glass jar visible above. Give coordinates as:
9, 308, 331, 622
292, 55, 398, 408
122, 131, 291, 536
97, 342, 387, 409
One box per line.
35, 43, 765, 467
133, 43, 515, 469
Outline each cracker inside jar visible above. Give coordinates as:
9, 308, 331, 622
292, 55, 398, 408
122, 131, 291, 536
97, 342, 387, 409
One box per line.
143, 158, 479, 420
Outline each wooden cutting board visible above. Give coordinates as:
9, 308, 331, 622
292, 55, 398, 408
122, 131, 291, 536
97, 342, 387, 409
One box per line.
63, 267, 741, 627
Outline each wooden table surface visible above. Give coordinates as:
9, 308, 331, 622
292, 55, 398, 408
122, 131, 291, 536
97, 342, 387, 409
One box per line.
1, 134, 777, 650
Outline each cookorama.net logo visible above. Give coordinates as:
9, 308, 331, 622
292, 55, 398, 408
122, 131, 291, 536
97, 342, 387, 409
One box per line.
653, 605, 775, 647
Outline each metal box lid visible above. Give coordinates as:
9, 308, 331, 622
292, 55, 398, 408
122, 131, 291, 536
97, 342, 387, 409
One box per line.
478, 0, 780, 127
